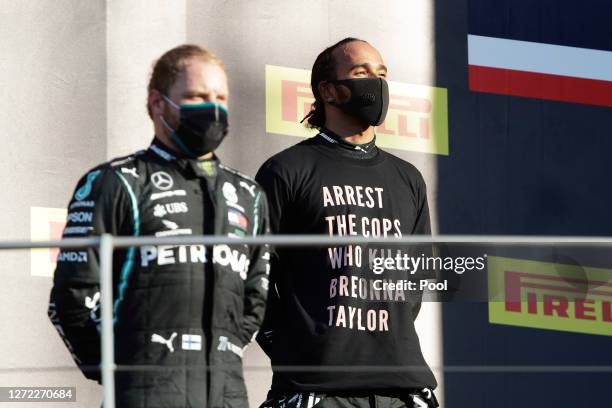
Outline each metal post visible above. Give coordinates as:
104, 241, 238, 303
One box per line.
99, 234, 116, 408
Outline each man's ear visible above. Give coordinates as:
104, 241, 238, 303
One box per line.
318, 81, 337, 104
148, 89, 164, 118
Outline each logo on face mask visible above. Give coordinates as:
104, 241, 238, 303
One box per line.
160, 95, 229, 158
329, 77, 390, 126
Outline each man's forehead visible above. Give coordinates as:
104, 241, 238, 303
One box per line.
180, 59, 225, 78
175, 59, 227, 89
333, 41, 384, 65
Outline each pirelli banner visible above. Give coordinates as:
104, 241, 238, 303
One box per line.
265, 65, 449, 155
488, 256, 612, 337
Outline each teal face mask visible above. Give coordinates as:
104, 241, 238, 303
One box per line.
160, 95, 229, 157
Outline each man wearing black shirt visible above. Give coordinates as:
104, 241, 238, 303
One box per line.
255, 38, 438, 408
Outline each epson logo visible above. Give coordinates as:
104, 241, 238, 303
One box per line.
57, 251, 88, 263
140, 245, 206, 267
67, 212, 93, 223
213, 245, 250, 279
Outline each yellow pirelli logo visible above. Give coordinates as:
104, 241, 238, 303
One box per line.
488, 256, 612, 336
265, 65, 449, 155
31, 206, 67, 277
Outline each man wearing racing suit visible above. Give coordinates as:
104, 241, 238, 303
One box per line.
48, 44, 270, 408
255, 38, 438, 408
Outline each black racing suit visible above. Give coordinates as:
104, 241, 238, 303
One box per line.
48, 138, 270, 408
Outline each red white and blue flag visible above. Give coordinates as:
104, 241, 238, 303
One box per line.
468, 0, 612, 107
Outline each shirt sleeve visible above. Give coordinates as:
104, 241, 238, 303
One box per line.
254, 160, 292, 234
411, 172, 432, 235
253, 161, 292, 356
47, 166, 128, 382
410, 172, 433, 318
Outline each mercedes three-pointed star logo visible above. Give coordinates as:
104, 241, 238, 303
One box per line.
150, 171, 174, 190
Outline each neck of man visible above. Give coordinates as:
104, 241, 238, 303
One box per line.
323, 111, 375, 145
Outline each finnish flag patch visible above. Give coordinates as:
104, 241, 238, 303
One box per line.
181, 334, 202, 351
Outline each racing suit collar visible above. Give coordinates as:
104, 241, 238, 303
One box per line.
149, 137, 219, 178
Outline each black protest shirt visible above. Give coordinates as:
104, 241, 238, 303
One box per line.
256, 131, 437, 392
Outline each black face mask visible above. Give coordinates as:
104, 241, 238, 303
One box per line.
160, 95, 229, 158
328, 77, 389, 126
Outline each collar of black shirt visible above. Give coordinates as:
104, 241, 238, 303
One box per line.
318, 128, 378, 159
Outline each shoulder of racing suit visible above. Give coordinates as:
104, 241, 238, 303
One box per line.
219, 163, 265, 196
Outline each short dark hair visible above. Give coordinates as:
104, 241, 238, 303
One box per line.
304, 37, 368, 129
146, 44, 225, 118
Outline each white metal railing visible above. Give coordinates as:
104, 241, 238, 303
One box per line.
5, 234, 612, 250
3, 234, 612, 407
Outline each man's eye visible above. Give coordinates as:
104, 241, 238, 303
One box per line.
354, 70, 367, 76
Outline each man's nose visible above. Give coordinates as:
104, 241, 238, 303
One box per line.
209, 94, 228, 109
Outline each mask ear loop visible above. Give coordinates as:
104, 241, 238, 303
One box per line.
161, 94, 180, 109
323, 80, 347, 108
158, 94, 179, 134
301, 80, 335, 124
159, 114, 175, 134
